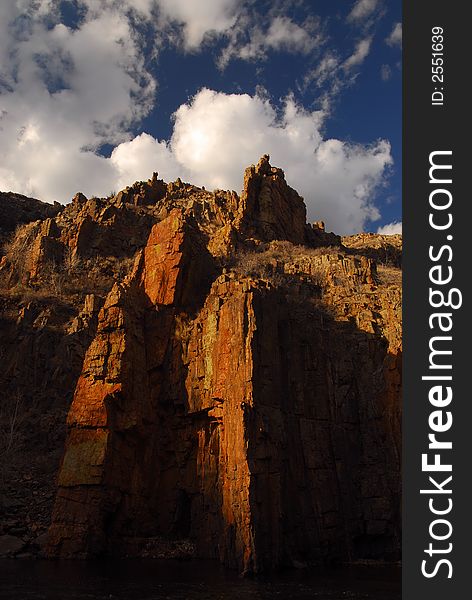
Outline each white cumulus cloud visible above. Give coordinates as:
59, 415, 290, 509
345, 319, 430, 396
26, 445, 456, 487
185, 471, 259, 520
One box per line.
0, 1, 156, 200
377, 221, 402, 235
166, 89, 392, 234
110, 133, 181, 190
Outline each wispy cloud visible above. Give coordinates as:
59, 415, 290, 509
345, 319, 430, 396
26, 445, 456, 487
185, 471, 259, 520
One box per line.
380, 64, 392, 81
302, 35, 373, 113
386, 22, 402, 48
343, 38, 372, 71
218, 14, 325, 68
347, 0, 378, 24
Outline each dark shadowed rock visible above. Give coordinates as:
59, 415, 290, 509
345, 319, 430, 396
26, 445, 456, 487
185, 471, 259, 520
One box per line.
0, 535, 25, 557
0, 191, 62, 251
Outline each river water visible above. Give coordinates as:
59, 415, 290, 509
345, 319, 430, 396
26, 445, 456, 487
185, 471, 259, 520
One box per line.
0, 560, 400, 599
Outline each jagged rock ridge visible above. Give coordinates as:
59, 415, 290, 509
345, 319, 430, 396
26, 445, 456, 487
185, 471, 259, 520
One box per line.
0, 156, 401, 571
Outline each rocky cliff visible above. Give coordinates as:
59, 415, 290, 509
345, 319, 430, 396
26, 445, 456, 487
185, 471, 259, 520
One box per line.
0, 156, 401, 571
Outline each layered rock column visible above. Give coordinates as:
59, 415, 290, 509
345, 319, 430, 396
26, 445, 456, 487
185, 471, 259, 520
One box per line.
46, 210, 259, 570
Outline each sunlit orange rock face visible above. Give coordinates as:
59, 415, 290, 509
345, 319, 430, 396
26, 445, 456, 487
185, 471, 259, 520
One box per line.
38, 156, 401, 573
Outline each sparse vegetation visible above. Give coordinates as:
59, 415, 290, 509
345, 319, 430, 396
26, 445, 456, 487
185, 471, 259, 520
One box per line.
0, 392, 25, 481
0, 224, 135, 304
377, 265, 402, 287
1, 222, 39, 280
229, 240, 337, 288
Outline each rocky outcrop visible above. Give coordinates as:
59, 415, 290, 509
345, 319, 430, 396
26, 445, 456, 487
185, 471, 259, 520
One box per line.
236, 155, 340, 249
0, 157, 401, 570
342, 233, 402, 267
237, 154, 307, 244
0, 191, 62, 252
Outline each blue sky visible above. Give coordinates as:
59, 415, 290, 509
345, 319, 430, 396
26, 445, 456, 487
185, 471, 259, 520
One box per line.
0, 0, 402, 235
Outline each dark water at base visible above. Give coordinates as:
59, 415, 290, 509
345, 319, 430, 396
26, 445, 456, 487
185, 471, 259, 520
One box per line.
0, 560, 400, 600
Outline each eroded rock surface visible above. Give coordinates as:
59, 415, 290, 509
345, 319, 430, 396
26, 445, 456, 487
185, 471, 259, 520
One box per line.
0, 157, 401, 569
